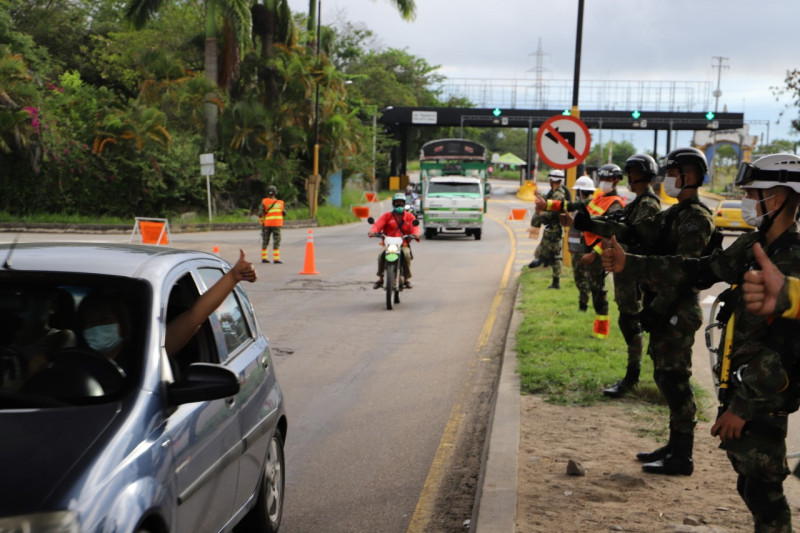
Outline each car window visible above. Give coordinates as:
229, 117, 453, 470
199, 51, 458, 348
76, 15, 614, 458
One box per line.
0, 275, 148, 408
166, 272, 221, 373
198, 268, 253, 358
721, 201, 741, 209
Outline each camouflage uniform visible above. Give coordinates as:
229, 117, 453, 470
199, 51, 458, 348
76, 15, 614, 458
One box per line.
621, 197, 715, 473
584, 186, 661, 391
530, 186, 567, 279
626, 227, 800, 531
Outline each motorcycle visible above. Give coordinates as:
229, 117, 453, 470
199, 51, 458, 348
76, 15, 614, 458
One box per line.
367, 216, 419, 310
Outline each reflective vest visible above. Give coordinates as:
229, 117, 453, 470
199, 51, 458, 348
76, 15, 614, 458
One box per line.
583, 193, 624, 252
262, 198, 284, 227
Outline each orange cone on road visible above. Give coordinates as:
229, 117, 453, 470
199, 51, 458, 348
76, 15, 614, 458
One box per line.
212, 245, 220, 255
299, 229, 319, 275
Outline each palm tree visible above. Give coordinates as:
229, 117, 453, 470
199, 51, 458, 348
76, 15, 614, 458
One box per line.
126, 0, 252, 150
307, 0, 416, 36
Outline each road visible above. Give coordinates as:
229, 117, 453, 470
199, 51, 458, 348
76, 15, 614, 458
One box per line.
0, 182, 533, 532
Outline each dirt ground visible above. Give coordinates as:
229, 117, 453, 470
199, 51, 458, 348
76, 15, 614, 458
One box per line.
516, 395, 800, 532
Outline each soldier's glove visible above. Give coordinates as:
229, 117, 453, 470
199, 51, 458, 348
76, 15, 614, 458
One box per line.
572, 209, 592, 231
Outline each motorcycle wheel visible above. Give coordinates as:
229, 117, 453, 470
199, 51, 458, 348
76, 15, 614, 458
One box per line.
385, 262, 395, 310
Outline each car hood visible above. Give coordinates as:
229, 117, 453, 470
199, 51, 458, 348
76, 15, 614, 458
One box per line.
0, 403, 121, 513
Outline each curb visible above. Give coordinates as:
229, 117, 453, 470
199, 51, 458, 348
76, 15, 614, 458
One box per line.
473, 287, 522, 532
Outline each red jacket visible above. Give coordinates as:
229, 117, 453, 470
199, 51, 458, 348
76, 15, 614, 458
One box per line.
370, 211, 420, 238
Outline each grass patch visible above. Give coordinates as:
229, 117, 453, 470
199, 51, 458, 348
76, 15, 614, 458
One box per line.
515, 266, 712, 427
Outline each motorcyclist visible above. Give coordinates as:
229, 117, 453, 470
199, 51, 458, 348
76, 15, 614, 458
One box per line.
369, 193, 421, 289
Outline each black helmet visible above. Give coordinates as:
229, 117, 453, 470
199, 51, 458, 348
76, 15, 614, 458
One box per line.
624, 154, 658, 179
664, 147, 708, 175
597, 164, 623, 179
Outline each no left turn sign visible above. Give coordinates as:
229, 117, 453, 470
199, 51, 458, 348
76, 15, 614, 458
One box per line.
535, 115, 591, 169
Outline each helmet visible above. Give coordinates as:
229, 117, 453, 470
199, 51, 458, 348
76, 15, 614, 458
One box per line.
392, 192, 407, 206
572, 176, 596, 192
548, 169, 565, 181
735, 153, 800, 194
624, 154, 658, 179
597, 164, 622, 179
266, 185, 278, 196
664, 147, 708, 175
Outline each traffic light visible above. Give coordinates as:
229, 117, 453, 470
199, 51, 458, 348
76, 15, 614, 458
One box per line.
492, 107, 502, 117
561, 109, 571, 116
631, 110, 641, 119
705, 111, 716, 120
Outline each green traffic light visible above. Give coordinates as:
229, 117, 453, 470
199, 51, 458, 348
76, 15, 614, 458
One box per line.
631, 110, 641, 119
705, 111, 716, 120
561, 109, 571, 116
492, 108, 502, 117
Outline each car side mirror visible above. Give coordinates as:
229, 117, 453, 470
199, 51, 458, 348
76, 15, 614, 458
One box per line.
167, 363, 240, 406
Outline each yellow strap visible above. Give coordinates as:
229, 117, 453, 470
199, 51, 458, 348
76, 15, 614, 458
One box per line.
782, 277, 800, 319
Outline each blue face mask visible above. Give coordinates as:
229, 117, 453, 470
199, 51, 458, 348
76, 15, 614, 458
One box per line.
84, 324, 122, 355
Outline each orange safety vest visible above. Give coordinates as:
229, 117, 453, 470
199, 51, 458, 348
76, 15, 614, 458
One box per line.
583, 193, 625, 252
262, 198, 284, 227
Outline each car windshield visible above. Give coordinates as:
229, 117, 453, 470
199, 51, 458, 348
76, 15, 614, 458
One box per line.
720, 201, 741, 209
0, 273, 149, 408
427, 182, 481, 195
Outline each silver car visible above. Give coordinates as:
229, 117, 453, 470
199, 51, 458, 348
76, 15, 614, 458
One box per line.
0, 242, 287, 533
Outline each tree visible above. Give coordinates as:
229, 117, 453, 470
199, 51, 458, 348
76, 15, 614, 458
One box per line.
126, 0, 252, 150
774, 69, 800, 135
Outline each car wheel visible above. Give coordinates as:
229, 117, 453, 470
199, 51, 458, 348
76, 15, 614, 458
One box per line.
239, 429, 285, 533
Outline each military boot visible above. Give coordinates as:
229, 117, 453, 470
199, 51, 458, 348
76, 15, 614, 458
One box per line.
547, 277, 560, 289
602, 364, 640, 398
642, 431, 694, 476
636, 431, 673, 462
528, 258, 543, 268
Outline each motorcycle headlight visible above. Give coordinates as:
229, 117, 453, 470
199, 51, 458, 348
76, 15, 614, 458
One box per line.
0, 511, 80, 533
387, 244, 400, 254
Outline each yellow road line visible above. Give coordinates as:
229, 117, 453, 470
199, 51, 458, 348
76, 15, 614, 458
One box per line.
406, 212, 517, 533
475, 213, 516, 351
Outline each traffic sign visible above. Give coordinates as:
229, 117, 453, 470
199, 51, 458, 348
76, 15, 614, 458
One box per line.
535, 115, 591, 169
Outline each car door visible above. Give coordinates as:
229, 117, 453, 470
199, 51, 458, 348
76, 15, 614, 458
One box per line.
195, 268, 277, 512
162, 266, 243, 533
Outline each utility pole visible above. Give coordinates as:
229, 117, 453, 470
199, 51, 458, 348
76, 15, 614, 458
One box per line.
710, 56, 729, 189
711, 56, 729, 113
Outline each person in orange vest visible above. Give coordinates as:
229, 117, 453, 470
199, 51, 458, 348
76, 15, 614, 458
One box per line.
577, 164, 625, 339
259, 185, 286, 264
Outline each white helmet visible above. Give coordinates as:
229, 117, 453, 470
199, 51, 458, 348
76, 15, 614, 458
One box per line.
735, 153, 800, 194
548, 169, 565, 182
572, 176, 595, 192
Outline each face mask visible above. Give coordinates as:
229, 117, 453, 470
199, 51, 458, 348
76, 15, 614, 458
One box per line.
662, 176, 681, 198
741, 195, 775, 228
598, 181, 614, 194
84, 324, 122, 355
393, 206, 405, 214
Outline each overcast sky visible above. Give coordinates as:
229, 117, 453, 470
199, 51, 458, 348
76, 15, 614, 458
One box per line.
287, 0, 800, 153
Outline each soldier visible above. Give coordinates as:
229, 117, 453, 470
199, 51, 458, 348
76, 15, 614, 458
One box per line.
535, 175, 597, 310
579, 164, 625, 338
603, 153, 800, 531
258, 185, 286, 264
572, 154, 662, 397
528, 169, 569, 289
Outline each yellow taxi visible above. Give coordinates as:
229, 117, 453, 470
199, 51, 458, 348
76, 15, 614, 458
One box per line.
714, 199, 754, 231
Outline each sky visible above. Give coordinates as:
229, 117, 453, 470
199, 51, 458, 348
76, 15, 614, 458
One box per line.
287, 0, 800, 154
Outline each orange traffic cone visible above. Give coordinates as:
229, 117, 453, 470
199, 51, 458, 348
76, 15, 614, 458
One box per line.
212, 245, 220, 255
299, 229, 319, 275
